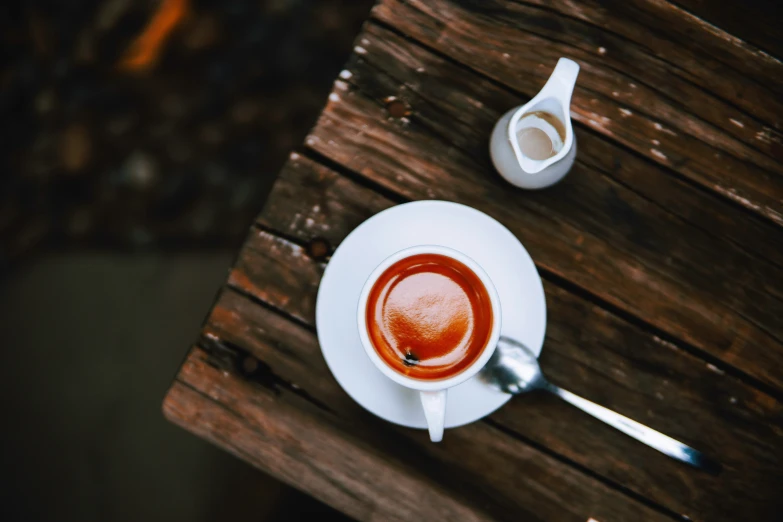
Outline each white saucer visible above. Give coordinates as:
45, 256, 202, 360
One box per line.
315, 201, 546, 429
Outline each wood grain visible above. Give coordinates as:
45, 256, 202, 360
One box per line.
233, 155, 783, 520
257, 152, 397, 248
371, 0, 783, 225
163, 4, 783, 520
647, 0, 783, 66
305, 24, 783, 392
170, 319, 674, 521
506, 0, 783, 104
165, 363, 496, 522
341, 21, 783, 269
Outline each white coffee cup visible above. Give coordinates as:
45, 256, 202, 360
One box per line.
357, 245, 502, 442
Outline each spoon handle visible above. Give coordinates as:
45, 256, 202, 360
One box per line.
547, 384, 719, 473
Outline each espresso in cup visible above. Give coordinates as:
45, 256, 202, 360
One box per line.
364, 253, 494, 380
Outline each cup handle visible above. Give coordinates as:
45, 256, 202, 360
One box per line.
419, 390, 447, 442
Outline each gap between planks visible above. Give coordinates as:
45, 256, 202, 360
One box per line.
320, 20, 783, 381
217, 185, 783, 517
366, 13, 783, 229
663, 0, 783, 64
330, 49, 783, 274
508, 0, 783, 73
295, 142, 783, 404
482, 418, 689, 521
180, 294, 689, 522
502, 0, 783, 166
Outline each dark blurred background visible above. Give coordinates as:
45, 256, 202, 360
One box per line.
0, 0, 372, 519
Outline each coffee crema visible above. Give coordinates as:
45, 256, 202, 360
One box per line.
365, 253, 494, 380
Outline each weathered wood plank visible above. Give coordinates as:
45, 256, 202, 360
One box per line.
199, 297, 661, 521
626, 0, 783, 76
220, 231, 783, 521
241, 156, 783, 520
304, 26, 783, 391
163, 3, 783, 520
574, 130, 783, 270
507, 0, 783, 101
341, 22, 783, 269
270, 96, 781, 276
257, 152, 397, 248
371, 0, 783, 225
164, 368, 493, 522
167, 344, 672, 521
489, 0, 783, 168
671, 0, 783, 59
227, 226, 322, 326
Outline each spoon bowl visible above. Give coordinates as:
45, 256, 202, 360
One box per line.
480, 337, 548, 394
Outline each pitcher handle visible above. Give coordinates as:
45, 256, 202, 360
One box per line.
420, 390, 447, 442
539, 58, 580, 108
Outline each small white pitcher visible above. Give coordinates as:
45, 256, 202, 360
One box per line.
490, 58, 580, 189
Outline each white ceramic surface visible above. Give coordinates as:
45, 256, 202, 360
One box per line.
315, 201, 547, 430
490, 57, 580, 189
356, 244, 504, 441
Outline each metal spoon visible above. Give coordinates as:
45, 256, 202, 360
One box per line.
480, 337, 719, 472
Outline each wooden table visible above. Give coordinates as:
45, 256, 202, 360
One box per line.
163, 1, 783, 520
